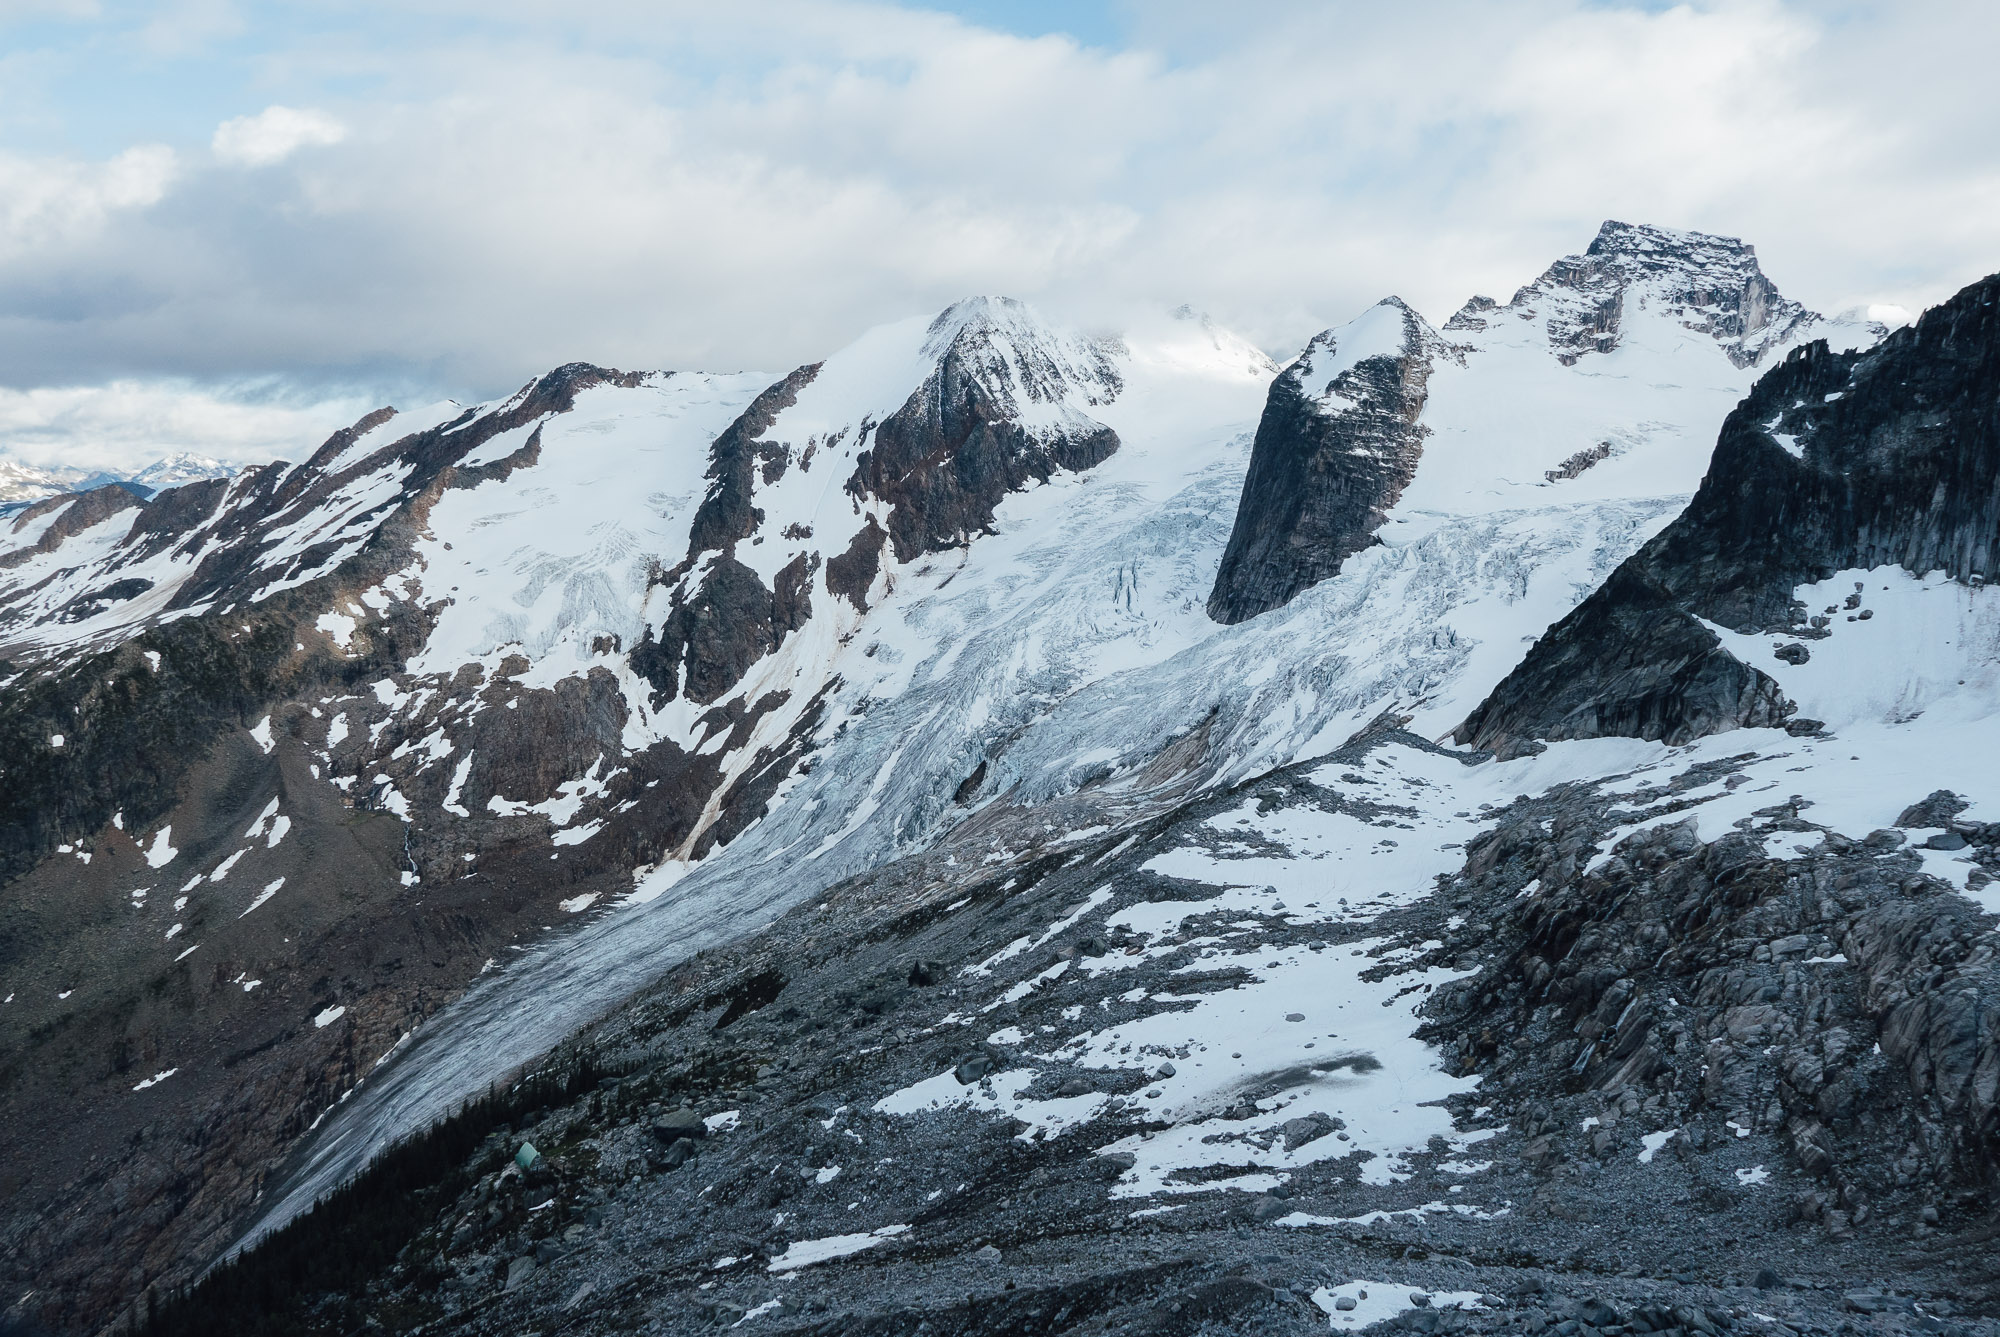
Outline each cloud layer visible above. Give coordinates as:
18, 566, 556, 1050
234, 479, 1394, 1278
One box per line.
0, 380, 375, 473
211, 105, 346, 167
0, 0, 1997, 470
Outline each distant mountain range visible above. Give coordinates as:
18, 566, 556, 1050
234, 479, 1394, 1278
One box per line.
0, 450, 237, 510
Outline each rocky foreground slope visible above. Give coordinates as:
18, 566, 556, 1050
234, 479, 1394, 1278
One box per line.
5, 226, 1996, 1336
155, 718, 2000, 1337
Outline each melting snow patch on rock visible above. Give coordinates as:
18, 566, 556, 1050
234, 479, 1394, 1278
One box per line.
315, 1005, 346, 1029
1312, 1281, 1485, 1329
240, 877, 285, 916
765, 1224, 908, 1273
875, 773, 1492, 1202
315, 611, 358, 648
1638, 1128, 1679, 1163
143, 826, 176, 868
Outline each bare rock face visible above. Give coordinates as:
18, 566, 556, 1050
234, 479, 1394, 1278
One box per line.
1206, 298, 1450, 625
1458, 271, 2000, 758
633, 553, 816, 707
853, 299, 1122, 564
1447, 220, 1821, 370
1430, 790, 2000, 1226
635, 297, 1122, 706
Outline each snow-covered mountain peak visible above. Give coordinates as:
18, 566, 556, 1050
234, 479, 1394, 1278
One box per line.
1289, 297, 1451, 407
1206, 298, 1448, 623
923, 293, 1061, 357
127, 452, 237, 491
1153, 304, 1281, 380
1448, 218, 1819, 370
915, 294, 1123, 420
1209, 224, 1902, 625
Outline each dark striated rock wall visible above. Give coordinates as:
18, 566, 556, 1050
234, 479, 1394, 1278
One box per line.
853, 322, 1120, 564
1206, 299, 1443, 625
1458, 272, 2000, 758
1429, 785, 2000, 1235
826, 516, 889, 610
684, 363, 822, 561
633, 554, 816, 707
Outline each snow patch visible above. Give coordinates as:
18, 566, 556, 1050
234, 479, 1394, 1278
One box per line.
765, 1224, 908, 1273
240, 877, 285, 916
143, 826, 177, 868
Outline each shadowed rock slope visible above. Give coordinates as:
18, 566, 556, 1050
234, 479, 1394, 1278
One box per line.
1207, 299, 1447, 625
1458, 271, 2000, 758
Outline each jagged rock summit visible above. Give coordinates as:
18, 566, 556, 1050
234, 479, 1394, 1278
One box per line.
1449, 218, 1824, 369
1206, 220, 1875, 626
1458, 268, 2000, 757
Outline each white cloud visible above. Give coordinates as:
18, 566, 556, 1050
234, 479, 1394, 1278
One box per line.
212, 105, 346, 167
0, 0, 1993, 441
0, 0, 100, 21
0, 381, 375, 473
0, 144, 175, 260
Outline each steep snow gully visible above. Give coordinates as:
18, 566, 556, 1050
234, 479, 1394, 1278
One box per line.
11, 222, 2000, 1336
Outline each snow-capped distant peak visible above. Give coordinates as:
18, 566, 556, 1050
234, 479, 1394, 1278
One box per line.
916, 295, 1123, 416
129, 453, 238, 491
1447, 218, 1820, 370
1159, 305, 1280, 379
0, 458, 87, 507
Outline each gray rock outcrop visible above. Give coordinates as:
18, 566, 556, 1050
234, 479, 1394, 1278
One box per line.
1207, 298, 1449, 624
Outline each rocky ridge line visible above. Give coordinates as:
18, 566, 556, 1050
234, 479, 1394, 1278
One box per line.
1458, 270, 2000, 758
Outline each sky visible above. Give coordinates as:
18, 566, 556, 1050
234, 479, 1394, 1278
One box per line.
0, 0, 1996, 472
